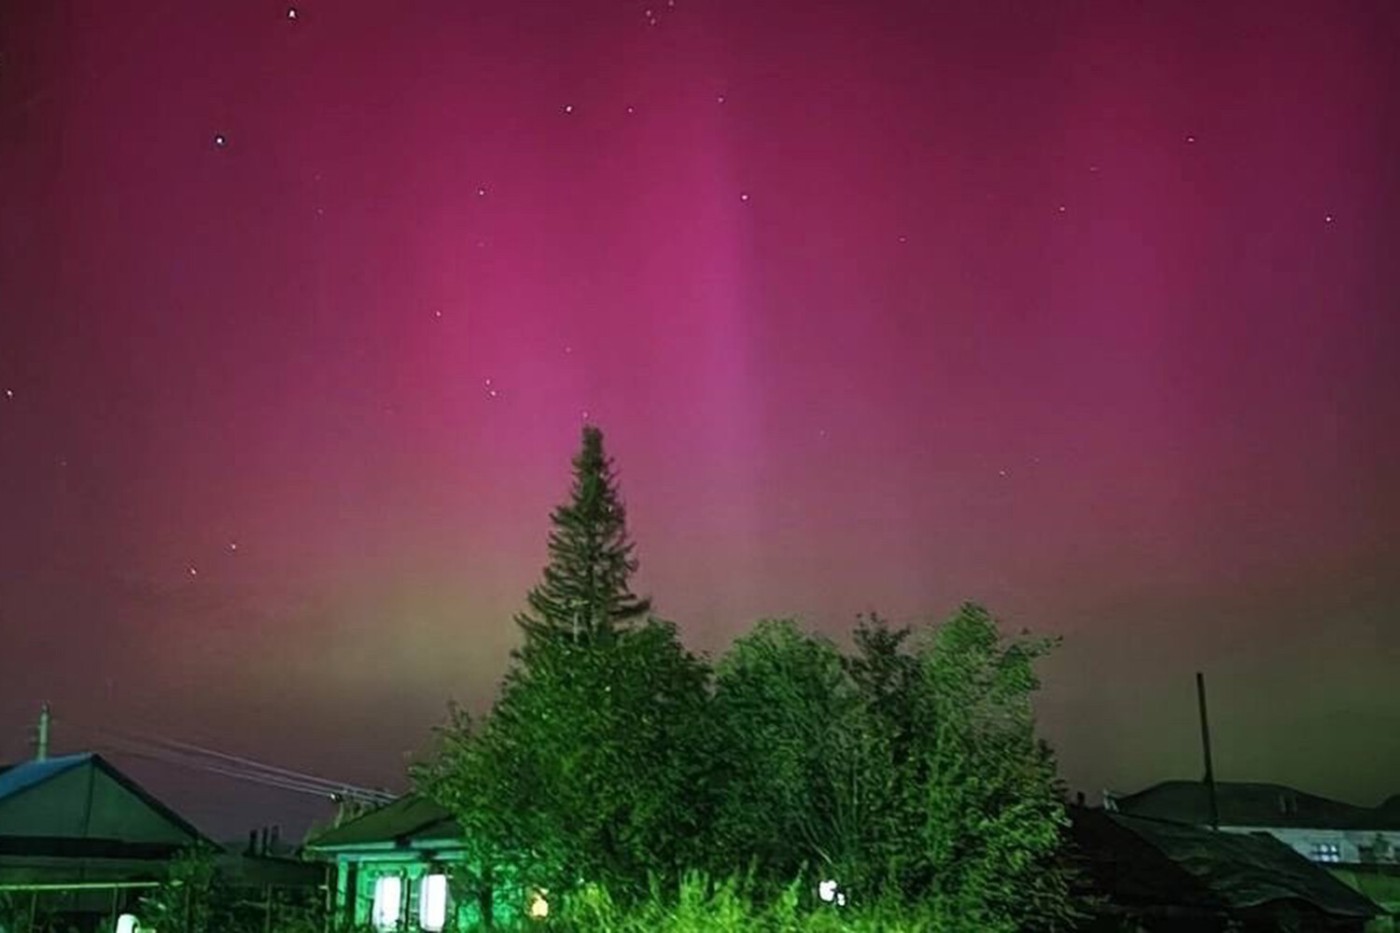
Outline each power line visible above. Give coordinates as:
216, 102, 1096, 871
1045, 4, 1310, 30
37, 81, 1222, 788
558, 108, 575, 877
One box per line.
62, 718, 395, 807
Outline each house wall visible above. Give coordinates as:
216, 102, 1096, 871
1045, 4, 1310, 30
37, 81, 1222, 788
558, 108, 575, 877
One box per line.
330, 854, 524, 931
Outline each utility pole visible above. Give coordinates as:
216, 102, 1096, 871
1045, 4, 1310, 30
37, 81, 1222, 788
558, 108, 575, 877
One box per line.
35, 703, 51, 761
1196, 672, 1220, 830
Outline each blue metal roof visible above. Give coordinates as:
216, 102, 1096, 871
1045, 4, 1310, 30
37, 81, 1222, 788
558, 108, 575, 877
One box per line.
0, 753, 94, 803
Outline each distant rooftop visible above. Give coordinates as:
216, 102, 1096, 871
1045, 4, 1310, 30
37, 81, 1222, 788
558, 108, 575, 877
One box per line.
1072, 808, 1379, 920
306, 795, 461, 851
1112, 780, 1400, 831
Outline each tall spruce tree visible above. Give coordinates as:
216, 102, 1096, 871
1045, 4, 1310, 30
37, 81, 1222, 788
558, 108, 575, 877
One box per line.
516, 425, 650, 646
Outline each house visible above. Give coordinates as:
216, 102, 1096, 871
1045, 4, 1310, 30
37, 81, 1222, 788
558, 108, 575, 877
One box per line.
0, 751, 210, 930
0, 751, 327, 933
1108, 781, 1400, 923
305, 794, 531, 931
1069, 807, 1382, 932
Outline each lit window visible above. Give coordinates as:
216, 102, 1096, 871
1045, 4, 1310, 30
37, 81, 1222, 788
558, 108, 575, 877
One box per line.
115, 916, 139, 933
1311, 842, 1343, 864
419, 874, 448, 932
372, 875, 403, 930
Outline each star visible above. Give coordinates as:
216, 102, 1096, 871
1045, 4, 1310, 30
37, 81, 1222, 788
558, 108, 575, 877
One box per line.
717, 94, 726, 104
3, 388, 12, 399
434, 310, 443, 319
287, 7, 298, 20
476, 186, 487, 197
563, 104, 573, 114
1324, 214, 1335, 223
188, 565, 199, 577
228, 541, 238, 552
739, 191, 750, 202
213, 134, 227, 148
626, 106, 635, 114
897, 235, 908, 243
1185, 134, 1196, 144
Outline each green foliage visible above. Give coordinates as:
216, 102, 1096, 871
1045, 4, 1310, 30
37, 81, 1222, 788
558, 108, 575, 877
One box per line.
419, 426, 713, 910
139, 847, 220, 933
422, 426, 1077, 930
137, 847, 328, 933
546, 872, 983, 933
708, 620, 883, 897
516, 425, 651, 647
422, 619, 714, 903
909, 603, 1074, 931
706, 605, 1076, 931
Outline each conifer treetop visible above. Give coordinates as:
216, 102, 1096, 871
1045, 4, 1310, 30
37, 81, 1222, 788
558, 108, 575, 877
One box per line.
516, 425, 651, 646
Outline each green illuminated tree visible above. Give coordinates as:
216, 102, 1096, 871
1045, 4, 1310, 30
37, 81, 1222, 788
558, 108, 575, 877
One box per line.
708, 620, 875, 894
516, 424, 651, 648
420, 425, 713, 910
706, 605, 1074, 930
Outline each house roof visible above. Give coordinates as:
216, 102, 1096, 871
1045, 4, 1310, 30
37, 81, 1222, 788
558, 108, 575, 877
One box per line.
0, 753, 91, 804
1071, 809, 1379, 919
0, 752, 213, 849
305, 795, 462, 851
1112, 780, 1400, 831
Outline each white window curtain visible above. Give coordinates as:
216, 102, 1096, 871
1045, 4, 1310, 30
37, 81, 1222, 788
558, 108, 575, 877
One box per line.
372, 875, 403, 931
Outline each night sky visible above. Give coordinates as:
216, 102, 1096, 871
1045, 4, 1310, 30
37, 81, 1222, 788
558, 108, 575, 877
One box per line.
3, 0, 1399, 839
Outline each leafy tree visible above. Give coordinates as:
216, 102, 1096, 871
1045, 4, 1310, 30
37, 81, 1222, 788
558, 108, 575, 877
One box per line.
515, 424, 650, 648
903, 603, 1074, 931
708, 606, 1075, 930
708, 620, 888, 899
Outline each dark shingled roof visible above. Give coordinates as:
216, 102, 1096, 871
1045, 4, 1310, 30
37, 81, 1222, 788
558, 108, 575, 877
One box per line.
305, 795, 461, 850
1071, 809, 1380, 920
1113, 780, 1400, 831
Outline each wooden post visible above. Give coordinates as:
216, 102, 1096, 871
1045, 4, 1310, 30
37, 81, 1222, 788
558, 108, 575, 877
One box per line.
263, 884, 274, 933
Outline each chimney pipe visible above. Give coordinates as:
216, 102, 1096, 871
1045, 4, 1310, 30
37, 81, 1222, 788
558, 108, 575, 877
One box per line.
1196, 672, 1220, 830
36, 703, 51, 762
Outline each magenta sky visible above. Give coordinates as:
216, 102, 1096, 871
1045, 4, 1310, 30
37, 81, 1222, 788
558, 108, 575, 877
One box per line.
2, 0, 1398, 837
